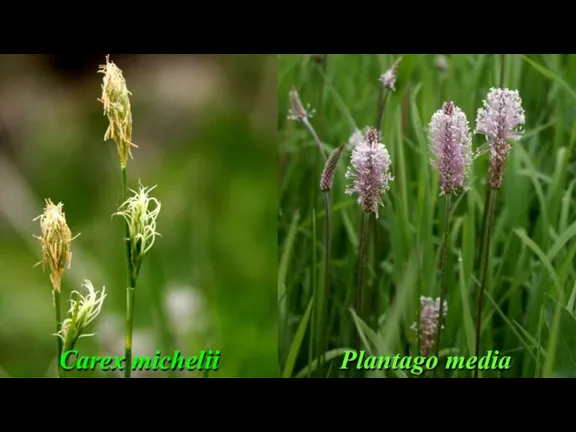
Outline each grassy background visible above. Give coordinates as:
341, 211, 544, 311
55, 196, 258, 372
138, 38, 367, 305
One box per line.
278, 54, 576, 378
0, 54, 277, 378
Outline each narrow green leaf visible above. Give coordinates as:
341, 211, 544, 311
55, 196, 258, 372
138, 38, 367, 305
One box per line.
542, 294, 576, 378
294, 348, 352, 378
282, 298, 314, 378
349, 307, 407, 378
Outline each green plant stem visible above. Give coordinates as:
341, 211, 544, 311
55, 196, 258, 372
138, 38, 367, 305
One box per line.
318, 54, 328, 113
434, 195, 452, 373
372, 87, 389, 331
125, 284, 136, 378
320, 191, 331, 375
371, 217, 380, 330
302, 118, 327, 162
121, 166, 136, 378
474, 189, 497, 378
500, 54, 506, 89
356, 212, 370, 329
53, 289, 63, 378
351, 212, 370, 378
376, 88, 390, 132
307, 207, 317, 378
477, 187, 490, 270
476, 54, 505, 271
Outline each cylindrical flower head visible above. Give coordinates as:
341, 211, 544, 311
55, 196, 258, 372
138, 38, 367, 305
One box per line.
98, 55, 137, 168
379, 56, 402, 91
320, 144, 345, 192
428, 101, 473, 195
287, 87, 314, 121
475, 88, 525, 189
345, 127, 393, 219
114, 183, 161, 279
34, 199, 76, 292
57, 280, 107, 352
410, 296, 448, 357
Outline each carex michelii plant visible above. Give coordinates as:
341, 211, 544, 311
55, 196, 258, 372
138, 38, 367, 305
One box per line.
98, 55, 162, 378
34, 200, 106, 377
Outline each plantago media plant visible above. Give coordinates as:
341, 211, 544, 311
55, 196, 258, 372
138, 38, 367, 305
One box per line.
345, 126, 393, 330
411, 296, 448, 358
427, 101, 472, 361
473, 88, 525, 377
279, 55, 545, 379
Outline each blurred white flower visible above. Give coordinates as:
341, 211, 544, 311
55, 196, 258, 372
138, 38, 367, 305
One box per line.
164, 284, 208, 335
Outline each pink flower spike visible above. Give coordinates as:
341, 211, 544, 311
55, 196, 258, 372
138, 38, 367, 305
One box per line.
428, 101, 473, 195
345, 127, 393, 218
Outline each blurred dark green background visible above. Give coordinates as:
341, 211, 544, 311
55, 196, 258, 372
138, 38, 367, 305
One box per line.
0, 54, 277, 377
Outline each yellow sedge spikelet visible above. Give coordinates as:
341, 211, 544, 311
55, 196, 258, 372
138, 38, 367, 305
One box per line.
34, 200, 78, 292
98, 54, 137, 168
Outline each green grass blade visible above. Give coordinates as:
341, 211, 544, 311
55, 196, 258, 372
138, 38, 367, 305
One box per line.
542, 294, 576, 378
484, 291, 536, 361
294, 348, 352, 378
282, 298, 314, 378
521, 55, 576, 102
349, 307, 407, 378
457, 250, 475, 355
514, 228, 561, 293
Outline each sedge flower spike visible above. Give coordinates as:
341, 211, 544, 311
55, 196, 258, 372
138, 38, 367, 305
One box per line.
345, 127, 393, 219
410, 296, 448, 357
428, 101, 473, 195
56, 280, 106, 351
114, 183, 161, 279
34, 200, 77, 292
98, 54, 137, 168
475, 88, 525, 189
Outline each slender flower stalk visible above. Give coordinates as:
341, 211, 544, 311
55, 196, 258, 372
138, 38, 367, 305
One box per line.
346, 127, 393, 331
34, 199, 78, 378
318, 144, 344, 373
477, 55, 506, 271
114, 183, 162, 377
428, 101, 472, 364
99, 55, 164, 377
473, 88, 525, 377
99, 54, 137, 377
287, 87, 326, 161
288, 86, 330, 373
373, 57, 401, 322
